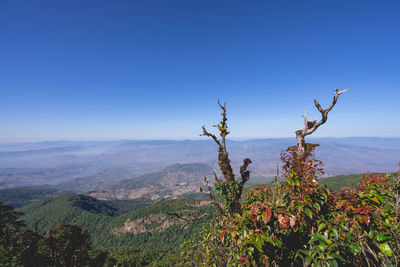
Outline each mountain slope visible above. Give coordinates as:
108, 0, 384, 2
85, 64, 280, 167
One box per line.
90, 163, 213, 200
19, 194, 214, 249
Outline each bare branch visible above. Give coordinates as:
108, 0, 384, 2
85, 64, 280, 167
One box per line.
201, 126, 221, 146
240, 158, 252, 183
214, 171, 222, 184
294, 88, 349, 157
200, 176, 223, 216
305, 88, 350, 136
217, 100, 228, 135
217, 100, 226, 118
302, 111, 308, 132
215, 100, 230, 153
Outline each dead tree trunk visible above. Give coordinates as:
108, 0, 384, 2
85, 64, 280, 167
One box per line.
201, 101, 252, 215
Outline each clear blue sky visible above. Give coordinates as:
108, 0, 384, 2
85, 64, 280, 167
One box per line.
0, 0, 399, 141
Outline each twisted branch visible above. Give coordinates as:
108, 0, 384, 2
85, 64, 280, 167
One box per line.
294, 88, 349, 157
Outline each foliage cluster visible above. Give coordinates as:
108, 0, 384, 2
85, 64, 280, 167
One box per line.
185, 151, 400, 266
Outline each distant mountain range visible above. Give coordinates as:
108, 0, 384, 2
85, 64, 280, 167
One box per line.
0, 138, 398, 191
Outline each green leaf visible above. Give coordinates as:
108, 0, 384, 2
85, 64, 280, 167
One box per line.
318, 223, 326, 232
379, 243, 392, 256
331, 253, 346, 262
313, 202, 321, 211
376, 194, 386, 203
329, 259, 338, 267
370, 197, 380, 204
254, 236, 264, 252
368, 190, 377, 197
376, 233, 390, 242
305, 208, 313, 219
368, 230, 374, 239
332, 229, 339, 239
305, 256, 311, 265
262, 235, 275, 246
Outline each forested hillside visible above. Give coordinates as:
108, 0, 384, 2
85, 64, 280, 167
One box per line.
9, 194, 213, 265
19, 194, 213, 249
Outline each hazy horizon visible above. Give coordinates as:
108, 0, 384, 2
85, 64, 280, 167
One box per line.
1, 136, 400, 144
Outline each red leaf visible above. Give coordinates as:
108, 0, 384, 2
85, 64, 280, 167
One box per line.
289, 217, 296, 228
361, 215, 370, 226
238, 256, 246, 264
263, 207, 272, 224
281, 217, 290, 229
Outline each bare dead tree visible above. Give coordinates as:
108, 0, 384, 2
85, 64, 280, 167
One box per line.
201, 101, 235, 182
201, 101, 252, 215
288, 88, 350, 160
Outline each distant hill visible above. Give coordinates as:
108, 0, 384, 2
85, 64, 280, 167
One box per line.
246, 173, 387, 192
19, 194, 214, 250
319, 174, 364, 191
319, 172, 396, 191
0, 185, 69, 207
90, 163, 214, 200
54, 167, 136, 193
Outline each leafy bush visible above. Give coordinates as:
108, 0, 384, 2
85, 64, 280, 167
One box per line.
185, 151, 400, 266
